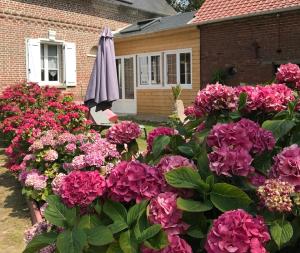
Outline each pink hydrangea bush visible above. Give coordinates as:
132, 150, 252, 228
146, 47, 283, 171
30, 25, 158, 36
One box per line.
207, 119, 275, 177
107, 161, 164, 202
194, 83, 238, 117
148, 192, 189, 235
270, 144, 300, 189
205, 209, 270, 253
276, 63, 300, 89
142, 235, 192, 253
106, 121, 141, 144
59, 171, 106, 207
147, 127, 178, 152
157, 155, 195, 174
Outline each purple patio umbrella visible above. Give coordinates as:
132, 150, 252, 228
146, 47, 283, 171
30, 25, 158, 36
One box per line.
85, 27, 119, 110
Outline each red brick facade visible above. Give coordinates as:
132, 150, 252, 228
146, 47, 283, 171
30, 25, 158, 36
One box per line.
200, 10, 300, 87
0, 0, 156, 100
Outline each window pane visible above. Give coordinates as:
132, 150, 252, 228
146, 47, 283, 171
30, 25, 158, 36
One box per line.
41, 44, 45, 80
49, 70, 58, 81
116, 59, 122, 99
48, 45, 57, 57
124, 58, 134, 99
180, 53, 191, 84
48, 57, 58, 69
139, 56, 149, 85
41, 69, 45, 81
166, 54, 177, 84
151, 55, 160, 84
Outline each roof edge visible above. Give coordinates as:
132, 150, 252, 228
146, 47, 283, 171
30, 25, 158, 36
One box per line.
114, 23, 198, 40
194, 5, 300, 25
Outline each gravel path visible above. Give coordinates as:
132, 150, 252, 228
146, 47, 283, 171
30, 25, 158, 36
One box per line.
0, 148, 31, 253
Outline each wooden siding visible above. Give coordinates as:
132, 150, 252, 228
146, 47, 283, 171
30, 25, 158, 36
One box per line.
115, 26, 200, 116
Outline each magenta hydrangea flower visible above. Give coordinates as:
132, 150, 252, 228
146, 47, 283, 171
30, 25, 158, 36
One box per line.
107, 161, 164, 202
157, 155, 195, 174
106, 121, 141, 144
51, 173, 66, 195
257, 179, 294, 213
205, 209, 270, 253
43, 149, 58, 162
236, 84, 294, 113
276, 63, 300, 89
148, 192, 189, 235
59, 171, 106, 207
208, 146, 254, 177
194, 83, 238, 116
25, 170, 48, 190
237, 119, 275, 154
142, 235, 192, 253
147, 127, 178, 152
248, 173, 266, 187
270, 144, 300, 189
207, 122, 252, 151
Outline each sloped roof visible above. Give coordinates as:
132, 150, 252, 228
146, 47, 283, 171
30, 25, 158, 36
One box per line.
115, 11, 196, 38
192, 0, 300, 24
107, 0, 177, 16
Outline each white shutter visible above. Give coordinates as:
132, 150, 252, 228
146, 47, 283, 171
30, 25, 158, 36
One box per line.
27, 39, 41, 83
64, 42, 77, 86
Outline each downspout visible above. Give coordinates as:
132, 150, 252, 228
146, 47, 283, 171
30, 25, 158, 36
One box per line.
197, 25, 201, 89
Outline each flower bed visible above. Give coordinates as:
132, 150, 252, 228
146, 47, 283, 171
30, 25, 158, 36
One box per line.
2, 64, 300, 253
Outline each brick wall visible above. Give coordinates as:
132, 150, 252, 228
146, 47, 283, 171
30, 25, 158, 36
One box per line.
0, 0, 156, 99
115, 26, 201, 116
200, 10, 300, 87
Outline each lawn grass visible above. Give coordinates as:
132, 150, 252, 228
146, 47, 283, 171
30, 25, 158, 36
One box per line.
0, 147, 31, 253
119, 116, 167, 151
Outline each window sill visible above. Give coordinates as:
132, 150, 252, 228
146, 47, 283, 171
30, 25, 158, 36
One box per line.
38, 82, 67, 89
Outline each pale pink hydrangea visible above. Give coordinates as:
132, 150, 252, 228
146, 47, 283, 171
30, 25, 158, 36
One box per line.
43, 149, 58, 161
25, 170, 48, 190
270, 144, 300, 189
276, 63, 300, 89
107, 161, 164, 202
147, 127, 178, 152
59, 171, 106, 207
71, 155, 86, 170
148, 192, 189, 235
24, 221, 49, 243
24, 221, 55, 253
80, 138, 119, 159
257, 179, 294, 212
65, 143, 77, 153
29, 140, 44, 151
208, 146, 254, 177
194, 83, 238, 116
205, 209, 270, 253
84, 151, 104, 167
142, 235, 192, 253
106, 121, 141, 144
157, 155, 195, 174
57, 132, 77, 145
51, 173, 66, 195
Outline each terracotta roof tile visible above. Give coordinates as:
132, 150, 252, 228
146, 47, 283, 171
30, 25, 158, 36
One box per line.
192, 0, 300, 24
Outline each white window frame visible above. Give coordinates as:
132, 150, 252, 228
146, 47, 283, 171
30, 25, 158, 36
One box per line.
40, 42, 62, 85
137, 52, 163, 89
164, 48, 192, 89
115, 54, 137, 101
